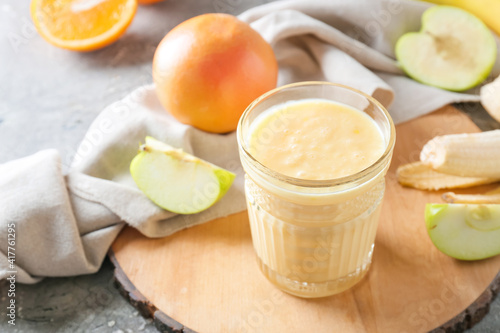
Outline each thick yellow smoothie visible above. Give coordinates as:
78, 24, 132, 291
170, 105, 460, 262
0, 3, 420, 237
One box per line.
249, 99, 385, 180
244, 98, 387, 297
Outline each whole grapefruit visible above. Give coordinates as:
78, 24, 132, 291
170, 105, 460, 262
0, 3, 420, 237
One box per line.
153, 13, 278, 133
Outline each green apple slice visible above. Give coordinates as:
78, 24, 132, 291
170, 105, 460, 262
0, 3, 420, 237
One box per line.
425, 203, 500, 260
130, 136, 235, 214
395, 6, 496, 91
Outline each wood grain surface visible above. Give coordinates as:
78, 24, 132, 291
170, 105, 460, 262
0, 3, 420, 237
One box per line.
110, 106, 500, 333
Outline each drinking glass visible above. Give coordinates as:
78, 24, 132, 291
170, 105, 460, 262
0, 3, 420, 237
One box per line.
237, 82, 396, 298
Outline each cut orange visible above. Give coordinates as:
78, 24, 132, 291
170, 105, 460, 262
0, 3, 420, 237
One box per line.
31, 0, 137, 52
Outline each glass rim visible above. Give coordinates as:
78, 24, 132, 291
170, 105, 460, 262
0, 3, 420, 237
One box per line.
236, 81, 396, 189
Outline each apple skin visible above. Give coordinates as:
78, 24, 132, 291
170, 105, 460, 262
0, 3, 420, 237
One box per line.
425, 203, 500, 260
396, 6, 497, 92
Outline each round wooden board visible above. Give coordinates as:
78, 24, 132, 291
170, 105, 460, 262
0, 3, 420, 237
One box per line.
110, 106, 500, 333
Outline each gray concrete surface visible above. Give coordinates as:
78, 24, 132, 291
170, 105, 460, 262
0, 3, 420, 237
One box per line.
0, 0, 499, 332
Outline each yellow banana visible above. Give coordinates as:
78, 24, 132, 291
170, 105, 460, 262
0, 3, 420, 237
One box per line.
396, 161, 499, 190
420, 0, 500, 36
420, 130, 500, 178
442, 186, 500, 203
481, 74, 500, 123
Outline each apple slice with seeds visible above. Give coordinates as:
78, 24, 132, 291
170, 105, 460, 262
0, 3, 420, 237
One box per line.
425, 204, 500, 260
396, 6, 496, 91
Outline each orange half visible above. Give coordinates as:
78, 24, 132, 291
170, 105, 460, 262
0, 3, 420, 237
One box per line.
31, 0, 137, 52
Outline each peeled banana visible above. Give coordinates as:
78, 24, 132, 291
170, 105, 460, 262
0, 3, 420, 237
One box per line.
397, 161, 499, 190
481, 75, 500, 123
420, 130, 500, 178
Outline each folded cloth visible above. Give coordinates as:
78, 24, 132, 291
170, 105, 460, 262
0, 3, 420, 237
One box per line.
1, 0, 497, 283
0, 86, 246, 283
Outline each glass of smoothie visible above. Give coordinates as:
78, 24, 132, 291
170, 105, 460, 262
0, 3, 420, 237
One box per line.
237, 82, 395, 298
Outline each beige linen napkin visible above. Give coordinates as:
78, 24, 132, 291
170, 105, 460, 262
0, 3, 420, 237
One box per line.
1, 0, 497, 284
0, 86, 245, 283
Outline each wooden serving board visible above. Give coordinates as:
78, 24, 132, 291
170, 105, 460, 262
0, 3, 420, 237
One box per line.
110, 106, 500, 333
